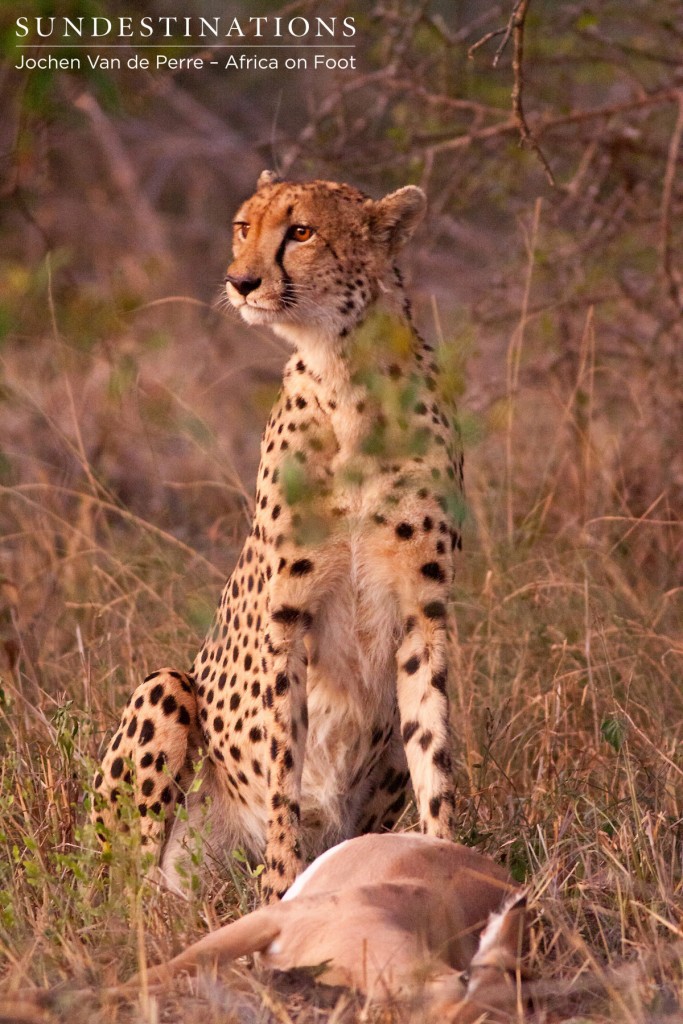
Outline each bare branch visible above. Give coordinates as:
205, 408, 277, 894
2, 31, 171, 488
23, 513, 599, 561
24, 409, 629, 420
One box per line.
510, 0, 555, 186
468, 0, 554, 185
72, 91, 169, 260
660, 90, 683, 311
383, 78, 505, 118
467, 26, 508, 61
534, 88, 680, 136
416, 86, 680, 157
467, 0, 519, 63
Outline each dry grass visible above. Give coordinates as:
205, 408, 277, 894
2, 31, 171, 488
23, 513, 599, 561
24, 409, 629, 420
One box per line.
1, 208, 682, 1024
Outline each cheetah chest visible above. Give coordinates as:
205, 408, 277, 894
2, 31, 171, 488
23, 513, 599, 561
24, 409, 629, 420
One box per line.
298, 530, 403, 832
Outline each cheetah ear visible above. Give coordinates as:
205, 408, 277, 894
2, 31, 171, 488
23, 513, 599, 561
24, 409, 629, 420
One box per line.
257, 169, 282, 190
369, 186, 426, 254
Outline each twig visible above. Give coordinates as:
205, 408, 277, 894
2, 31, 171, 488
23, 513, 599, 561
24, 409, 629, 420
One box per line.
280, 69, 390, 174
495, 0, 522, 65
384, 78, 505, 118
505, 197, 542, 543
429, 7, 503, 48
150, 74, 244, 148
72, 90, 168, 259
468, 26, 508, 61
420, 87, 679, 169
534, 86, 680, 136
660, 89, 683, 311
510, 0, 555, 185
467, 0, 519, 64
469, 0, 555, 185
424, 117, 517, 159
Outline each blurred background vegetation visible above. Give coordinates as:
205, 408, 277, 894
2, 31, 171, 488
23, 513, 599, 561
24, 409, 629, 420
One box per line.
0, 1, 682, 1020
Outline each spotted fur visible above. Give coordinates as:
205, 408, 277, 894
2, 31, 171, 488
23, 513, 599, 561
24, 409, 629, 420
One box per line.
94, 172, 465, 901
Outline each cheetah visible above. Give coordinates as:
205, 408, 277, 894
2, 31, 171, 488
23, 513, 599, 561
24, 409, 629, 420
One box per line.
94, 171, 465, 901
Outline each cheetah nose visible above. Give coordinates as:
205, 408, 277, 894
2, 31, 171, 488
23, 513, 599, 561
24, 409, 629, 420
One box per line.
226, 273, 262, 297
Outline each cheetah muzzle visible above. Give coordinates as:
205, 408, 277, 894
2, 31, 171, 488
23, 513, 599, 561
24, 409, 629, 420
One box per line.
94, 170, 465, 902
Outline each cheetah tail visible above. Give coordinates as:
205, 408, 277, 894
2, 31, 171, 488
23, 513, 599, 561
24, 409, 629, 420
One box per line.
126, 908, 282, 991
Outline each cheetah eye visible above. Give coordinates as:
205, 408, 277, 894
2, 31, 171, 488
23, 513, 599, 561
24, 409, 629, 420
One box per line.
287, 225, 314, 243
234, 222, 250, 240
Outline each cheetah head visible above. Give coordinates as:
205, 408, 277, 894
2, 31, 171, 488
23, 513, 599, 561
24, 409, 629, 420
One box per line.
225, 171, 426, 345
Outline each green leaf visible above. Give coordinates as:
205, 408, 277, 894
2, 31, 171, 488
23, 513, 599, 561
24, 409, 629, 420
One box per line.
600, 716, 626, 752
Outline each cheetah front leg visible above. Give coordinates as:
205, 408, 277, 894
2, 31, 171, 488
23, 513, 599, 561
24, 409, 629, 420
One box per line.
395, 581, 456, 840
259, 601, 311, 902
93, 669, 200, 881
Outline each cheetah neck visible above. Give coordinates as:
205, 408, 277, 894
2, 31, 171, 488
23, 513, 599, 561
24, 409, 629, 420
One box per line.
275, 278, 417, 402
282, 299, 423, 463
